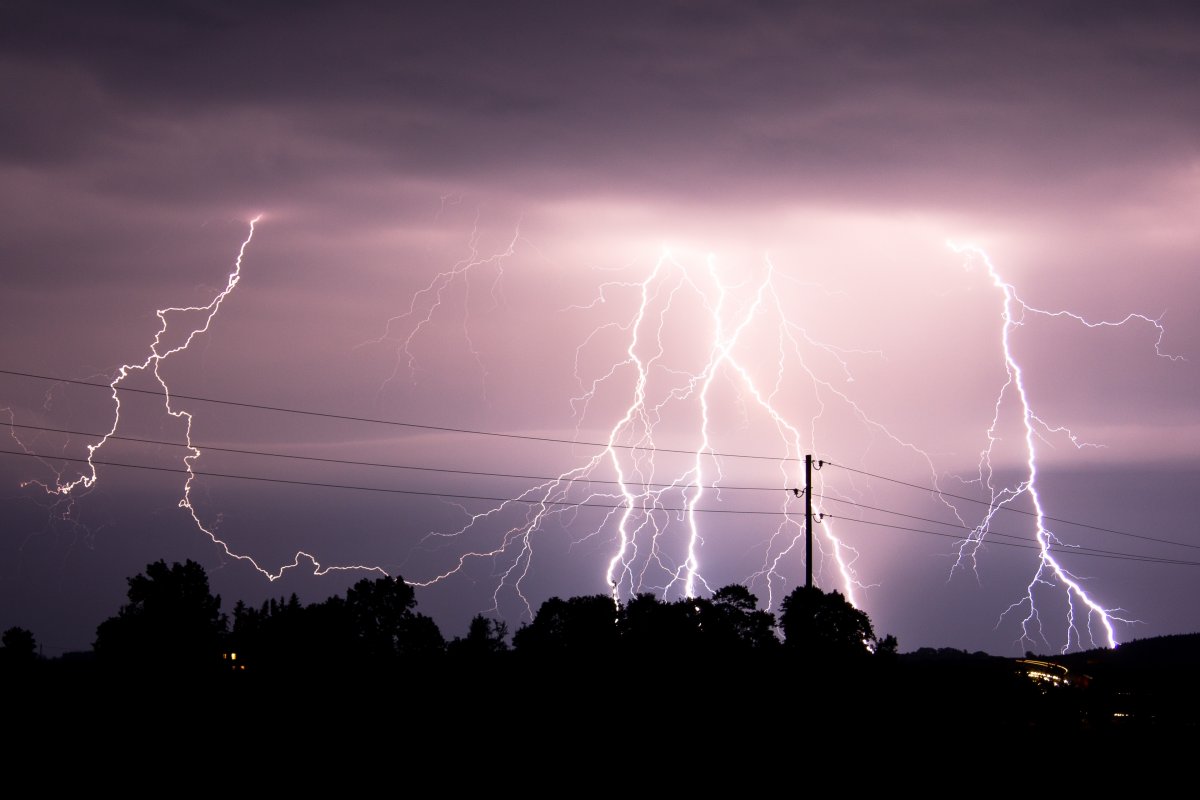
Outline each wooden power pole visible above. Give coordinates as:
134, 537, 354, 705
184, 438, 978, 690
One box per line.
805, 454, 813, 589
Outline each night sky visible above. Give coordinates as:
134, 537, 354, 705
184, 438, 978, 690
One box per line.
2, 1, 1198, 656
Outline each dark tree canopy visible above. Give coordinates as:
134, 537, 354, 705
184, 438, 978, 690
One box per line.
1, 626, 38, 670
702, 585, 779, 652
621, 592, 703, 654
513, 595, 621, 656
229, 593, 307, 670
874, 633, 899, 659
228, 575, 445, 673
88, 559, 897, 680
448, 614, 509, 659
779, 586, 877, 660
345, 575, 444, 660
94, 559, 227, 671
513, 585, 780, 660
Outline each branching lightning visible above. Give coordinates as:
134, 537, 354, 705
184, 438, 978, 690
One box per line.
9, 217, 386, 582
8, 215, 1180, 654
398, 237, 1177, 653
360, 214, 520, 400
407, 248, 954, 617
947, 242, 1178, 652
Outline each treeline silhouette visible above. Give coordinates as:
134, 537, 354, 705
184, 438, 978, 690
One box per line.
83, 559, 893, 674
6, 559, 1198, 736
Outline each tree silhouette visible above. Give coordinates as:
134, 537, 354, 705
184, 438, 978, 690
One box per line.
621, 592, 703, 655
94, 559, 227, 671
345, 574, 416, 659
702, 585, 779, 653
230, 593, 306, 671
874, 633, 899, 659
514, 585, 780, 661
448, 614, 509, 659
0, 626, 38, 671
223, 575, 448, 673
779, 586, 876, 660
513, 595, 620, 656
344, 575, 444, 661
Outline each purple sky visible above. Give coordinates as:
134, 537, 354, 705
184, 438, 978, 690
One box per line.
2, 1, 1198, 655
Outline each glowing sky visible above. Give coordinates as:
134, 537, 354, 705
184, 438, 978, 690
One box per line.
2, 1, 1198, 655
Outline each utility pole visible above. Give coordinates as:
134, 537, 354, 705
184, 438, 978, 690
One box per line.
805, 454, 813, 589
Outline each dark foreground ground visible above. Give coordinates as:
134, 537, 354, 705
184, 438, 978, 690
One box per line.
7, 648, 1196, 788
11, 637, 1198, 738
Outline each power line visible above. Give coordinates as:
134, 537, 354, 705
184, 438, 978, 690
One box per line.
825, 461, 1200, 551
0, 447, 786, 517
10, 426, 1162, 558
3, 367, 1190, 553
2, 421, 793, 493
4, 446, 1196, 568
807, 493, 1197, 563
828, 515, 1200, 567
813, 493, 978, 533
0, 368, 802, 462
7, 411, 1193, 557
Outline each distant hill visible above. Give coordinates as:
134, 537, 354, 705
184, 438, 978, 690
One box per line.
900, 646, 1005, 663
1047, 631, 1200, 672
1032, 632, 1200, 730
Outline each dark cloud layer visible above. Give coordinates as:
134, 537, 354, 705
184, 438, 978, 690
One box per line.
4, 1, 1198, 208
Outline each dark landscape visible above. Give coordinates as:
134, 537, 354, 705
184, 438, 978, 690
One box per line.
5, 559, 1195, 742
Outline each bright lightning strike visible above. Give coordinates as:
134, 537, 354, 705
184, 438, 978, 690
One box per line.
399, 234, 1177, 653
947, 241, 1178, 652
10, 217, 386, 582
407, 248, 952, 617
11, 217, 1177, 654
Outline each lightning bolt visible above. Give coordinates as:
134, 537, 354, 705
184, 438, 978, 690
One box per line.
399, 233, 1177, 653
10, 217, 386, 582
408, 247, 954, 618
359, 214, 520, 401
13, 216, 1175, 653
947, 242, 1178, 652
